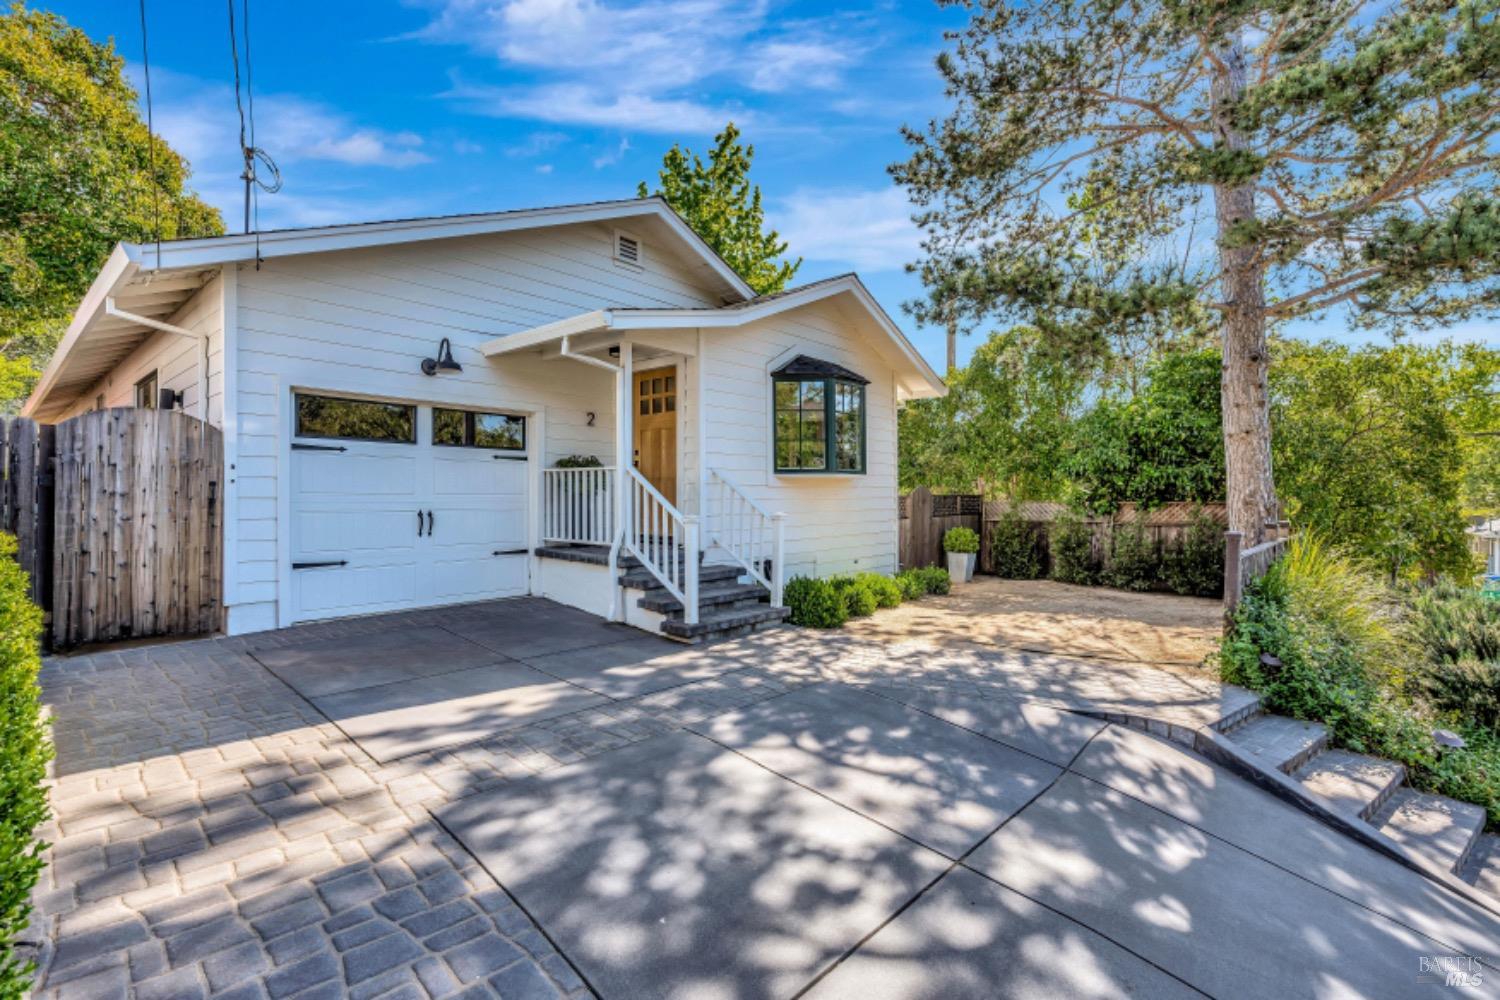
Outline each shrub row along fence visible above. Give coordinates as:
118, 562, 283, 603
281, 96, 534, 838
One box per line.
1, 410, 223, 649
979, 501, 1229, 577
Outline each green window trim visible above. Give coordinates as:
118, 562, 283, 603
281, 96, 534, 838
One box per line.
773, 376, 866, 474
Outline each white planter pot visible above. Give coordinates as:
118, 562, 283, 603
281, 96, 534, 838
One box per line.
947, 551, 975, 585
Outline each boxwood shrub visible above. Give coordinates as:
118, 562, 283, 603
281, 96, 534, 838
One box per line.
830, 575, 879, 618
856, 572, 903, 609
914, 565, 951, 596
0, 533, 48, 998
894, 570, 927, 601
783, 576, 848, 629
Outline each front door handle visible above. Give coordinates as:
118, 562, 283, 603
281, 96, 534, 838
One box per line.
426, 510, 434, 536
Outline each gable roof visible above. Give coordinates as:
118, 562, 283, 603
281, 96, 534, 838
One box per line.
772, 354, 871, 385
22, 197, 755, 420
480, 273, 947, 400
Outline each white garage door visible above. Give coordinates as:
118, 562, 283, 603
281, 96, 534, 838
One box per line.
289, 395, 530, 623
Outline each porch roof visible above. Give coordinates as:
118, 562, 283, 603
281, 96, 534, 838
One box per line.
479, 274, 947, 401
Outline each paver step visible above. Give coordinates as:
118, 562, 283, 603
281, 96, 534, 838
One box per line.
1372, 788, 1487, 874
660, 604, 790, 641
1459, 832, 1500, 897
1292, 749, 1406, 821
639, 581, 770, 614
620, 563, 741, 592
1225, 714, 1329, 773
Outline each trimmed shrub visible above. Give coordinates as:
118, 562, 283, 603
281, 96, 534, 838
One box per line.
915, 565, 951, 596
783, 576, 848, 629
856, 572, 903, 609
989, 506, 1043, 580
1161, 507, 1224, 597
942, 526, 979, 554
1049, 512, 1097, 585
894, 569, 927, 601
830, 575, 879, 618
0, 533, 48, 998
1106, 521, 1157, 591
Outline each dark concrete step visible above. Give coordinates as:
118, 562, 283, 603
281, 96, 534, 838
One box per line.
1372, 788, 1487, 874
660, 604, 791, 641
620, 563, 741, 592
638, 581, 769, 614
1293, 749, 1406, 821
1224, 714, 1329, 774
1459, 832, 1500, 898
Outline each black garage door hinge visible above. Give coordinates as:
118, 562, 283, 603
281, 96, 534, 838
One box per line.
292, 443, 348, 452
492, 549, 529, 556
292, 560, 348, 569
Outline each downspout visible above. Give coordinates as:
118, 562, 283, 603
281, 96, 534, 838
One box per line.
104, 297, 208, 418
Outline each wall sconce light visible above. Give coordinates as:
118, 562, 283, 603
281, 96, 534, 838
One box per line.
158, 388, 185, 410
421, 338, 463, 376
608, 345, 621, 358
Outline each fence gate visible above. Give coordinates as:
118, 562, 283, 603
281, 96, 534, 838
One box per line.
898, 487, 983, 570
0, 418, 55, 611
51, 409, 223, 648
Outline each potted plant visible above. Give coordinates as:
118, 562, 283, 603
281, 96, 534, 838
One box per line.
943, 526, 979, 585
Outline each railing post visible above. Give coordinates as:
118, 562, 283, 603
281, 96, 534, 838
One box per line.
1223, 530, 1244, 617
772, 512, 787, 607
683, 515, 700, 626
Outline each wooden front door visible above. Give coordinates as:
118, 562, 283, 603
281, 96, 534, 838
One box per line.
633, 366, 677, 506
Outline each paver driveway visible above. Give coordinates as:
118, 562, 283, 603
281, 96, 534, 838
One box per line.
31, 597, 1500, 999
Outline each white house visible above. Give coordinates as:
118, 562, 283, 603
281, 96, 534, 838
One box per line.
22, 198, 945, 642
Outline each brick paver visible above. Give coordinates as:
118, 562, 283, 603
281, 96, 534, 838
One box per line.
29, 602, 1246, 999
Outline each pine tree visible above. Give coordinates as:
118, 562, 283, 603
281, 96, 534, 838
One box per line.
893, 0, 1500, 545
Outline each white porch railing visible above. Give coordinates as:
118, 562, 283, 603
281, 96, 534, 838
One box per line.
622, 466, 699, 625
707, 468, 785, 606
542, 466, 616, 546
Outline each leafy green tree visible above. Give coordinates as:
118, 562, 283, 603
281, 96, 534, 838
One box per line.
1272, 340, 1500, 580
899, 327, 1089, 498
638, 123, 800, 296
1066, 350, 1226, 513
895, 0, 1500, 547
0, 4, 222, 408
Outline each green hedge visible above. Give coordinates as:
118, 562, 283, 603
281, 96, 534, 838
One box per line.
989, 506, 1043, 580
830, 576, 879, 618
0, 533, 49, 998
783, 576, 848, 628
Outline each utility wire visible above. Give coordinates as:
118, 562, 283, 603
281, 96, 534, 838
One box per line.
138, 0, 162, 269
226, 0, 279, 265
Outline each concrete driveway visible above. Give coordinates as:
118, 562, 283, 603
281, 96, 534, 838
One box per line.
32, 598, 1500, 999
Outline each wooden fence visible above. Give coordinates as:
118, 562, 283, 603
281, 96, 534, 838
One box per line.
1223, 529, 1291, 614
978, 500, 1228, 576
0, 418, 55, 610
898, 487, 982, 569
1, 410, 223, 649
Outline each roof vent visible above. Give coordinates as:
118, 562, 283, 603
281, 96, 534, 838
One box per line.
614, 230, 642, 268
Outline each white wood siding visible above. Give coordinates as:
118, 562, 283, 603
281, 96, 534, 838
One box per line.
700, 300, 900, 578
58, 275, 225, 424
228, 221, 720, 633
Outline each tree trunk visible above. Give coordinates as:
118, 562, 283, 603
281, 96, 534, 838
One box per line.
946, 320, 957, 377
1212, 40, 1278, 546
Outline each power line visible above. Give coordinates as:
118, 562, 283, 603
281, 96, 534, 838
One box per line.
227, 0, 279, 259
138, 0, 161, 268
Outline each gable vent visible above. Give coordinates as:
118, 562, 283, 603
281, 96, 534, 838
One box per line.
614, 230, 642, 267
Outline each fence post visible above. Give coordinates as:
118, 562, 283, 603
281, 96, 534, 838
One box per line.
1223, 530, 1244, 615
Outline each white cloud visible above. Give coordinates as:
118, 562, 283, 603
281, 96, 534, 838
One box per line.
505, 131, 569, 157
447, 79, 734, 133
592, 136, 631, 168
414, 0, 860, 130
773, 187, 922, 273
747, 40, 852, 93
453, 138, 485, 154
536, 163, 555, 174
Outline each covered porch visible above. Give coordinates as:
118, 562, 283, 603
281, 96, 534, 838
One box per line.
484, 318, 787, 638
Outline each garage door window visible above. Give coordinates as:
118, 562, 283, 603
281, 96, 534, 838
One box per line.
295, 393, 416, 443
434, 408, 526, 450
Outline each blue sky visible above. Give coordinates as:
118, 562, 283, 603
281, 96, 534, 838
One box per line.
51, 0, 1491, 371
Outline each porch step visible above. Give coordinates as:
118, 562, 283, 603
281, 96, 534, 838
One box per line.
660, 604, 791, 641
637, 581, 770, 614
1292, 749, 1406, 822
619, 563, 741, 592
1372, 788, 1487, 874
1223, 714, 1328, 774
1459, 833, 1500, 897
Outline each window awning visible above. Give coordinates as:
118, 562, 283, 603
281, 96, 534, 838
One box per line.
772, 355, 870, 385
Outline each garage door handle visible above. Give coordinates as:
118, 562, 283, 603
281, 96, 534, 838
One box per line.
426, 510, 434, 535
417, 510, 424, 537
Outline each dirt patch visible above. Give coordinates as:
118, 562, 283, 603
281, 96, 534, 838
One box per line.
845, 576, 1224, 676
